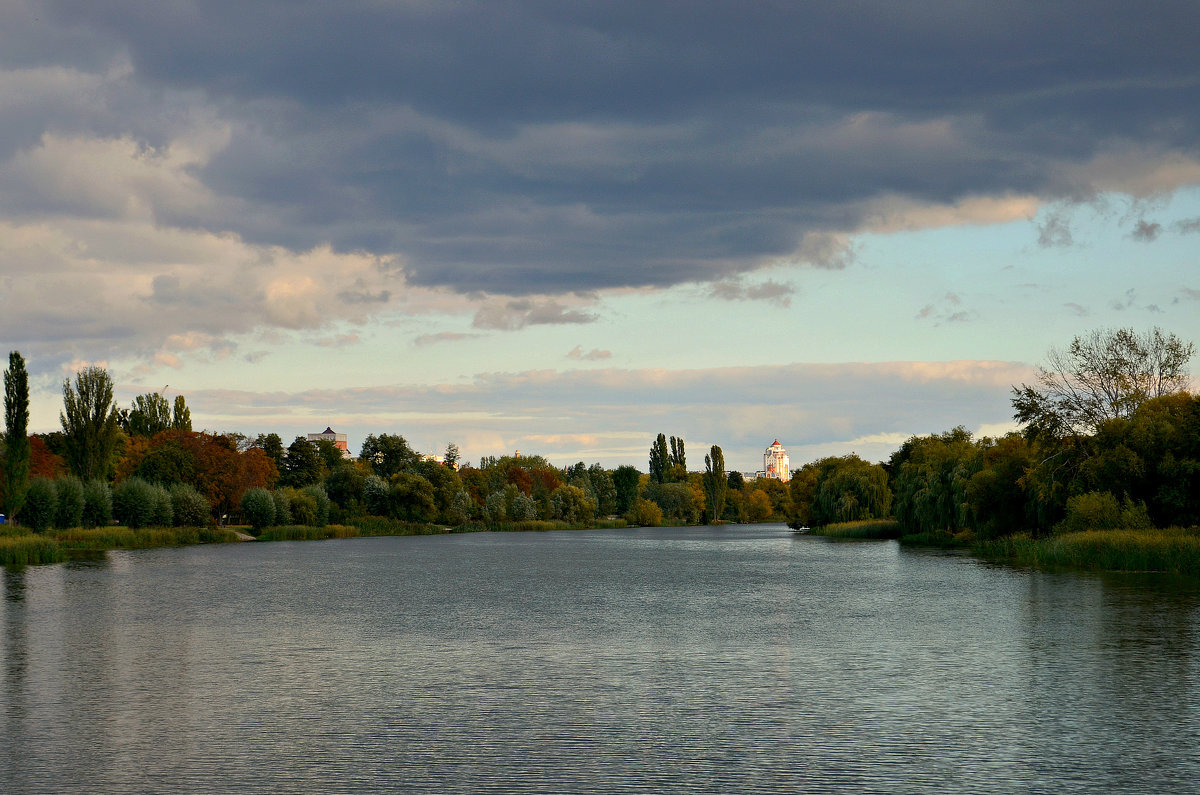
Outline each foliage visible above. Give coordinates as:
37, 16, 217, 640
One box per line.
272, 489, 292, 525
587, 463, 617, 516
54, 476, 85, 530
169, 483, 211, 526
446, 489, 473, 525
978, 527, 1200, 575
363, 474, 389, 516
891, 428, 978, 535
812, 519, 903, 539
644, 481, 700, 524
361, 433, 418, 479
253, 433, 285, 473
0, 532, 63, 565
302, 484, 331, 527
23, 478, 57, 532
612, 465, 641, 514
281, 435, 323, 487
549, 484, 596, 525
668, 436, 687, 481
388, 472, 436, 522
125, 392, 173, 437
284, 488, 319, 526
151, 482, 174, 527
257, 524, 361, 542
241, 487, 276, 531
625, 497, 663, 527
324, 463, 366, 512
4, 351, 31, 522
1013, 327, 1194, 440
172, 395, 192, 430
113, 477, 160, 529
703, 445, 728, 523
809, 455, 891, 526
746, 490, 772, 523
1055, 491, 1153, 534
649, 433, 669, 484
82, 479, 113, 528
60, 366, 121, 481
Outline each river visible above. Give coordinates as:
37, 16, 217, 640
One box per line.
3, 524, 1199, 793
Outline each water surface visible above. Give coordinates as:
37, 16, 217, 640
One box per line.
3, 525, 1199, 793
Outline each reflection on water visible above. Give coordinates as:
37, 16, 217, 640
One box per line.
2, 526, 1199, 793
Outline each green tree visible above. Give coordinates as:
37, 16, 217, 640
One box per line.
281, 436, 323, 487
1013, 327, 1194, 440
4, 351, 31, 522
126, 393, 173, 437
703, 445, 728, 523
361, 433, 418, 479
444, 442, 460, 468
649, 433, 669, 484
253, 433, 285, 472
172, 395, 192, 430
669, 436, 687, 481
60, 366, 121, 481
810, 455, 892, 526
891, 428, 979, 535
612, 465, 641, 514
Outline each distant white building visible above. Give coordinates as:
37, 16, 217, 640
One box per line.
757, 439, 791, 483
308, 427, 353, 459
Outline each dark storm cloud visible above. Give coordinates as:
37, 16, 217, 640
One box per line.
10, 1, 1200, 294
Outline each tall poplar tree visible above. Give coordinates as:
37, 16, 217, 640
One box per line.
61, 366, 121, 481
4, 351, 31, 521
649, 433, 669, 484
704, 445, 728, 523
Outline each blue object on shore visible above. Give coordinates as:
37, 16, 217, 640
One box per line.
0, 514, 6, 524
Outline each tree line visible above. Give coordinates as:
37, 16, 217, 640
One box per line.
2, 327, 1196, 538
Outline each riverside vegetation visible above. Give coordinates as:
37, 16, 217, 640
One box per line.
2, 327, 1199, 575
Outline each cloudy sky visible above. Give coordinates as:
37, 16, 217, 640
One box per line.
3, 1, 1199, 471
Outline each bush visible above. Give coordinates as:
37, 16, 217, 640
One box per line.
113, 478, 159, 529
82, 480, 112, 528
302, 485, 331, 527
23, 478, 57, 532
241, 488, 276, 531
624, 497, 663, 527
272, 489, 292, 525
151, 483, 174, 527
54, 476, 85, 530
169, 483, 210, 526
363, 475, 389, 516
1057, 491, 1154, 534
286, 488, 318, 526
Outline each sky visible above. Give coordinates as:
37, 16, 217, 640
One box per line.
2, 1, 1199, 472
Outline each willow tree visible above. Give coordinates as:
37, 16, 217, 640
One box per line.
61, 366, 121, 481
4, 351, 31, 520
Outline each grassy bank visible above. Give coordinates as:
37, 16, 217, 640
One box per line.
808, 519, 903, 539
977, 527, 1200, 575
1, 524, 243, 566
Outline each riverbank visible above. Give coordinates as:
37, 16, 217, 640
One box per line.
0, 515, 635, 566
808, 520, 1200, 576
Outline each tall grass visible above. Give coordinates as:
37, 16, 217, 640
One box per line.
0, 533, 64, 565
257, 524, 362, 542
53, 526, 242, 551
977, 527, 1200, 575
811, 519, 902, 539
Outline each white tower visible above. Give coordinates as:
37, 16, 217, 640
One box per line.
763, 439, 790, 482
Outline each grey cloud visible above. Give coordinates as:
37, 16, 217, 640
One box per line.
1110, 288, 1137, 310
1037, 212, 1073, 248
414, 332, 482, 347
3, 1, 1200, 298
473, 299, 598, 331
709, 279, 794, 307
1064, 302, 1089, 316
1174, 217, 1200, 234
566, 346, 612, 361
1131, 219, 1162, 242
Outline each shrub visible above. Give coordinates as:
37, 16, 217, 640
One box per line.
23, 478, 57, 532
363, 474, 389, 516
150, 483, 174, 527
446, 489, 473, 526
241, 488, 276, 531
286, 488, 318, 526
54, 476, 85, 530
113, 478, 158, 529
625, 497, 663, 527
272, 489, 292, 525
82, 480, 112, 528
302, 485, 330, 527
1057, 491, 1154, 534
169, 483, 210, 526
